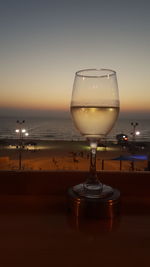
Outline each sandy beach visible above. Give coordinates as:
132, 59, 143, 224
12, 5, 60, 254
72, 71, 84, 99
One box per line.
0, 139, 149, 171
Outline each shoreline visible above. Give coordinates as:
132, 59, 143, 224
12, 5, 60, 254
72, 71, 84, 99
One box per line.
0, 138, 150, 145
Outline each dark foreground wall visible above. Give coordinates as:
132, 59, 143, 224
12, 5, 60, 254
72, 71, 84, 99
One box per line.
0, 171, 149, 266
0, 170, 149, 197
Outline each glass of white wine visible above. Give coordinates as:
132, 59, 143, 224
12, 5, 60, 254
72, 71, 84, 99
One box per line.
70, 68, 120, 198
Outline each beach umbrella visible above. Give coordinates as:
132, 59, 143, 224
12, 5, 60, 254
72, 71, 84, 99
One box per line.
112, 155, 148, 161
112, 154, 148, 171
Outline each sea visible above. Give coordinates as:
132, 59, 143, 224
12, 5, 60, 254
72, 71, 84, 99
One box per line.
0, 116, 150, 142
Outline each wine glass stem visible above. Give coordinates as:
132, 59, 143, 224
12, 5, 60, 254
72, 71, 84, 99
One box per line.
88, 147, 98, 184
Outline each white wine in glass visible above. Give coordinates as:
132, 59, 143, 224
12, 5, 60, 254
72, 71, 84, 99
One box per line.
70, 69, 120, 198
71, 106, 119, 140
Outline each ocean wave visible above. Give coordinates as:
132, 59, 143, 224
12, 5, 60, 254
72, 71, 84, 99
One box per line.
0, 117, 150, 142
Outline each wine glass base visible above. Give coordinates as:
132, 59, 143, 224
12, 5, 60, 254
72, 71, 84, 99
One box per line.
73, 183, 113, 199
67, 186, 120, 219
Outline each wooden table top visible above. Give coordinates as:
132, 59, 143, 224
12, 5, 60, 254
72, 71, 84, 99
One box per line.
0, 170, 149, 266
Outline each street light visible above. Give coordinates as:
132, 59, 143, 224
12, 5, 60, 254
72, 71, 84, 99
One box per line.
131, 122, 139, 142
130, 122, 140, 155
15, 128, 29, 138
15, 120, 29, 170
135, 131, 140, 136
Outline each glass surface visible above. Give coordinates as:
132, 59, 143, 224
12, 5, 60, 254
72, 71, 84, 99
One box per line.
70, 68, 120, 198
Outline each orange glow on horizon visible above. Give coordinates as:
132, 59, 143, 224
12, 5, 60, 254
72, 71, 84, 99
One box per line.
121, 106, 150, 112
0, 99, 69, 112
120, 99, 150, 112
0, 100, 150, 114
0, 104, 69, 113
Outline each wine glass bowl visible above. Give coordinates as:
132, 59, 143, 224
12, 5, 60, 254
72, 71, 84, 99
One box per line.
70, 68, 120, 199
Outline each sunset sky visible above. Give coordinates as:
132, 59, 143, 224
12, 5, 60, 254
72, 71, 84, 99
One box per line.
0, 0, 150, 118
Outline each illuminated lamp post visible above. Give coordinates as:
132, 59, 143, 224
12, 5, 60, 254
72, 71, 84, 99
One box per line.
135, 131, 140, 137
130, 122, 140, 159
131, 122, 139, 142
15, 120, 29, 170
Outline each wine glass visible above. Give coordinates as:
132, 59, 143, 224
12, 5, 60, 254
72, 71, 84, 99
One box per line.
70, 68, 119, 198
